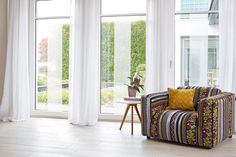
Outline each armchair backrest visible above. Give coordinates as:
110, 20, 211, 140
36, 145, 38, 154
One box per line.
177, 86, 221, 110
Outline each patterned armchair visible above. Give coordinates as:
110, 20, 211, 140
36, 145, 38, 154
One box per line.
141, 86, 235, 148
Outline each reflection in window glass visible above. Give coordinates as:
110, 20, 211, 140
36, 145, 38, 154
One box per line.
181, 36, 219, 87
175, 0, 219, 87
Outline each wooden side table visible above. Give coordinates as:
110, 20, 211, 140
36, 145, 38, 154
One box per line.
116, 99, 142, 135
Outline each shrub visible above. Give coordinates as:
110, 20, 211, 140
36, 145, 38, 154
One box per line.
37, 90, 48, 103
62, 89, 69, 105
37, 89, 69, 105
38, 75, 48, 85
101, 87, 114, 105
101, 85, 128, 105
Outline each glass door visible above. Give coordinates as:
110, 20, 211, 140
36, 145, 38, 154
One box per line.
35, 0, 71, 112
100, 0, 146, 115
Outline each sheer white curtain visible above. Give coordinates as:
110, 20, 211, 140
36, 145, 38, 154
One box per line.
146, 0, 175, 93
219, 0, 236, 131
0, 0, 30, 121
69, 0, 100, 125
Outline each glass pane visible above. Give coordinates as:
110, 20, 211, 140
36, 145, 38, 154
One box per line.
101, 16, 146, 114
36, 19, 70, 112
36, 0, 71, 18
175, 0, 219, 87
102, 0, 146, 15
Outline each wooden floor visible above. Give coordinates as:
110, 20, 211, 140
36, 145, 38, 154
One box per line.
0, 118, 235, 157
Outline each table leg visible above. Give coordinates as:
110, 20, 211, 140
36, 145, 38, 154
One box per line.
131, 105, 133, 135
134, 105, 142, 122
119, 105, 130, 130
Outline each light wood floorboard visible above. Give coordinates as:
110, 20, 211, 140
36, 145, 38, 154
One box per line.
0, 118, 235, 157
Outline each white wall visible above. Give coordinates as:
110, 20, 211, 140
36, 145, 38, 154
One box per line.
0, 0, 8, 101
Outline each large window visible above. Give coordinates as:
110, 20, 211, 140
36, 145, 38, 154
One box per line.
181, 36, 219, 86
175, 0, 219, 87
100, 0, 146, 114
35, 0, 71, 112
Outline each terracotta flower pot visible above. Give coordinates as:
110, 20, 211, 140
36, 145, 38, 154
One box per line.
128, 86, 136, 97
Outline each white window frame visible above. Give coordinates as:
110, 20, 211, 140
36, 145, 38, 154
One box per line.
29, 0, 146, 121
98, 0, 146, 121
29, 0, 70, 119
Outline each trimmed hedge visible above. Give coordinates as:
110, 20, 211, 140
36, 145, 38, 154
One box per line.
131, 20, 146, 77
62, 24, 70, 81
37, 21, 146, 106
62, 20, 146, 82
101, 20, 146, 82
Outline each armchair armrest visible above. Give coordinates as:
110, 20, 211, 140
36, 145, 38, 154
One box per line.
198, 92, 235, 148
141, 91, 169, 137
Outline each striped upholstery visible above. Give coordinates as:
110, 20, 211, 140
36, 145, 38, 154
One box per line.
141, 86, 235, 148
141, 92, 168, 137
156, 110, 198, 145
198, 92, 235, 148
178, 86, 221, 110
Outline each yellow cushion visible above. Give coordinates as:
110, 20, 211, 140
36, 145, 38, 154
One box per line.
166, 88, 195, 111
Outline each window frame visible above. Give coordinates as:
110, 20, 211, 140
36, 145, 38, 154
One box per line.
180, 35, 219, 87
98, 0, 146, 120
174, 0, 219, 88
29, 0, 146, 120
30, 0, 71, 118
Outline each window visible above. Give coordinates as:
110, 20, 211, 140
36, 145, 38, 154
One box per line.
175, 0, 219, 87
181, 36, 219, 86
100, 0, 146, 114
35, 0, 71, 112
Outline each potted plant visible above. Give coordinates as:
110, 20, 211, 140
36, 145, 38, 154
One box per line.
127, 72, 144, 97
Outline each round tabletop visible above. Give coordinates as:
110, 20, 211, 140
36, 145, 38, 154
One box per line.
116, 98, 141, 104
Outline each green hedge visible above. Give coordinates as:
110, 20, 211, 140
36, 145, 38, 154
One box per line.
101, 22, 115, 82
131, 20, 146, 77
101, 20, 146, 82
37, 21, 146, 106
62, 24, 70, 81
61, 21, 146, 82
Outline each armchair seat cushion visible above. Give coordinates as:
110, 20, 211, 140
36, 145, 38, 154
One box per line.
154, 110, 198, 145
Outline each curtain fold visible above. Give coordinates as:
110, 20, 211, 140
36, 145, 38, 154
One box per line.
219, 0, 236, 132
145, 0, 175, 93
69, 0, 100, 125
0, 0, 30, 121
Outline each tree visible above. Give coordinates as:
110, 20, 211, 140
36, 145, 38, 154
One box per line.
38, 38, 48, 62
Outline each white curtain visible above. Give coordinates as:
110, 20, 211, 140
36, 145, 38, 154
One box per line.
0, 0, 30, 121
69, 0, 100, 125
219, 0, 236, 131
145, 0, 175, 93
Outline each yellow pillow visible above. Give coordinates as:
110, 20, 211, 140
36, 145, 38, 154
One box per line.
166, 88, 195, 111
